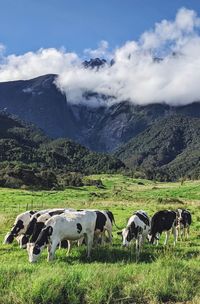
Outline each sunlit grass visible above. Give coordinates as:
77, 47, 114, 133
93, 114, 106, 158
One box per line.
0, 174, 200, 303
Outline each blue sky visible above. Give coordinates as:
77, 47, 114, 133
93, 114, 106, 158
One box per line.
1, 0, 200, 56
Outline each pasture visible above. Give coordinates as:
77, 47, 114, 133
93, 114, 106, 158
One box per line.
0, 174, 200, 304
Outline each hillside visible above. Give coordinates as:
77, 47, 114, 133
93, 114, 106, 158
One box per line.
115, 116, 200, 181
1, 72, 200, 152
0, 112, 124, 189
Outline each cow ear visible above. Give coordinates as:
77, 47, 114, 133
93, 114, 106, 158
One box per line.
117, 231, 122, 235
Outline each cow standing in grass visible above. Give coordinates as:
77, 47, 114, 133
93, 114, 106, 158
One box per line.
118, 210, 150, 259
3, 210, 37, 245
176, 209, 192, 240
27, 210, 97, 263
149, 210, 177, 246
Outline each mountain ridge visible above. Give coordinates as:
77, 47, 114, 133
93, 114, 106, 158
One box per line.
1, 73, 200, 152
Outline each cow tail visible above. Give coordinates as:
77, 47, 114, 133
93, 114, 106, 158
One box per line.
106, 211, 122, 230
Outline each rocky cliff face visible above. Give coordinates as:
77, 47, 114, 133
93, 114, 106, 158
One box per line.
1, 73, 200, 152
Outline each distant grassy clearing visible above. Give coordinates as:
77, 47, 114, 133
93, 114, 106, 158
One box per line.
0, 175, 200, 304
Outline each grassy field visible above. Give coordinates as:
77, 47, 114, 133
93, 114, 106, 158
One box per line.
0, 174, 200, 304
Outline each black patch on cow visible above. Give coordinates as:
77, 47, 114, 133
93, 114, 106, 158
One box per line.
48, 210, 64, 217
150, 210, 176, 243
127, 221, 140, 242
36, 226, 53, 247
135, 212, 150, 226
105, 210, 114, 224
30, 222, 45, 243
11, 220, 24, 236
20, 235, 29, 247
95, 211, 107, 232
77, 223, 82, 234
33, 245, 41, 255
30, 211, 36, 215
24, 217, 37, 241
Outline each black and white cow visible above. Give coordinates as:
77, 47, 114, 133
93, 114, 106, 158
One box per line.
176, 209, 192, 240
93, 210, 114, 244
149, 210, 177, 246
118, 210, 150, 259
19, 209, 67, 248
77, 209, 117, 245
27, 210, 97, 263
26, 209, 76, 254
3, 210, 37, 244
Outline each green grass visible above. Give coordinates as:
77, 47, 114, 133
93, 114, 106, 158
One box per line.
0, 174, 200, 304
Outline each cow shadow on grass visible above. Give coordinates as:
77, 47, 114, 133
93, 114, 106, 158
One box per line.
174, 246, 200, 260
57, 244, 158, 264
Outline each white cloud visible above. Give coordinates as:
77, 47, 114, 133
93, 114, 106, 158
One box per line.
1, 7, 200, 107
84, 40, 110, 59
0, 48, 80, 82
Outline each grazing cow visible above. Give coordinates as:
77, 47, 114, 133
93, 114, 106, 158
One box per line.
118, 210, 150, 259
149, 210, 177, 246
176, 209, 192, 240
19, 209, 66, 248
3, 210, 37, 244
27, 210, 97, 263
26, 209, 75, 254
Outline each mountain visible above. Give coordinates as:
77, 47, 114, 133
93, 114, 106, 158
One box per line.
1, 71, 200, 152
0, 112, 125, 188
114, 116, 200, 181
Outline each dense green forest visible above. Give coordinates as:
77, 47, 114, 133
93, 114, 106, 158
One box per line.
115, 116, 200, 181
0, 112, 124, 189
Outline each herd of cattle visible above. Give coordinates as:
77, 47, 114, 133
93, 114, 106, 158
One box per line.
3, 208, 192, 263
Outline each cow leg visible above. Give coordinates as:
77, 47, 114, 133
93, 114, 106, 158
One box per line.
155, 233, 160, 246
78, 237, 84, 246
163, 231, 170, 246
172, 226, 177, 246
101, 231, 106, 246
135, 235, 142, 261
176, 226, 180, 240
66, 240, 71, 256
47, 240, 58, 261
186, 226, 190, 240
184, 228, 186, 239
106, 229, 113, 244
85, 233, 94, 259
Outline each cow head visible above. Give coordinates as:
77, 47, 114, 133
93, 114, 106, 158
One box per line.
4, 219, 25, 244
27, 243, 42, 263
147, 233, 159, 244
27, 226, 53, 263
3, 232, 15, 244
118, 222, 140, 247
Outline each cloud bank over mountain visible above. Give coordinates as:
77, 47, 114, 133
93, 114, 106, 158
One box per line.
1, 8, 200, 106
